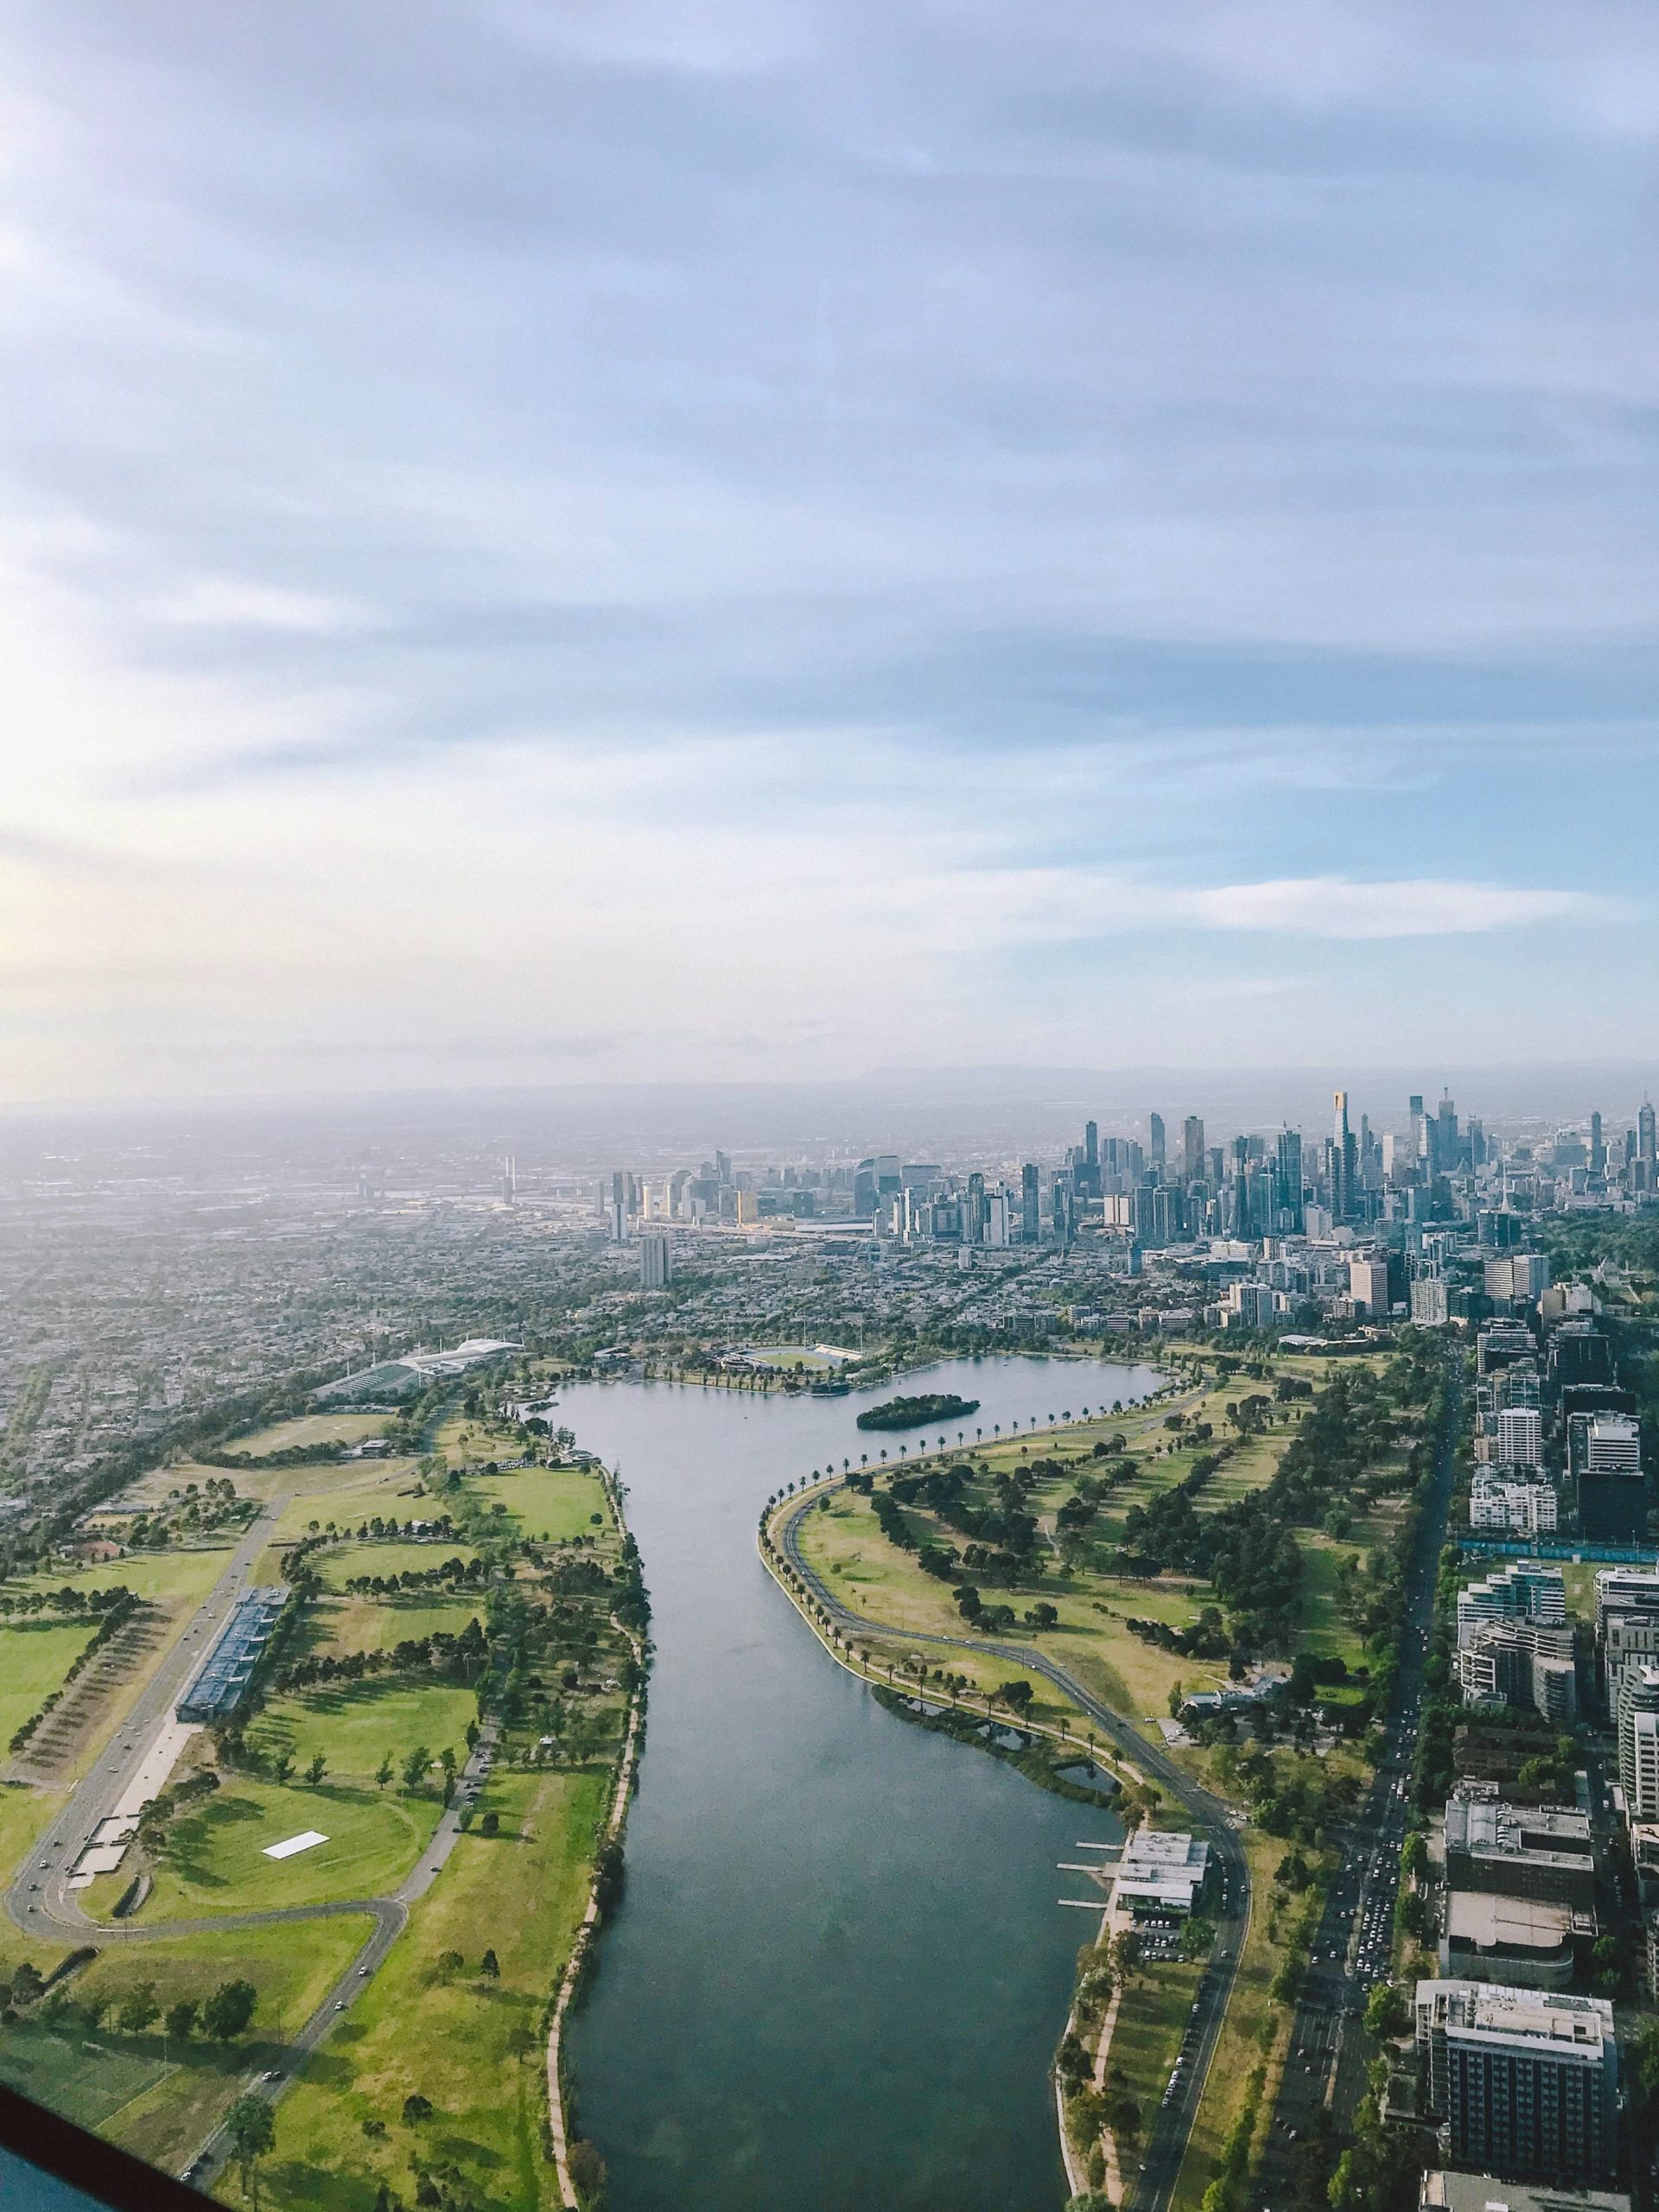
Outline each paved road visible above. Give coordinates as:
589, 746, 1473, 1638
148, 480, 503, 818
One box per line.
775, 1496, 1251, 2212
4, 1495, 500, 2186
8, 1503, 288, 1944
1253, 1360, 1460, 2208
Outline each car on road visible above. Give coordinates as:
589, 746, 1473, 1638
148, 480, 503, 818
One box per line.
263, 2069, 283, 2083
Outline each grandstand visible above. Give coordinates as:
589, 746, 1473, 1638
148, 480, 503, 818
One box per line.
177, 1585, 289, 1723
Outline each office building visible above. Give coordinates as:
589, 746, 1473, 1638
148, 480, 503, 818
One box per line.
1412, 1278, 1452, 1325
1349, 1254, 1391, 1318
1443, 1801, 1595, 1910
1020, 1163, 1041, 1244
1147, 1112, 1166, 1170
1439, 1893, 1593, 1991
1585, 1415, 1641, 1479
1182, 1116, 1205, 1183
1414, 1981, 1617, 2182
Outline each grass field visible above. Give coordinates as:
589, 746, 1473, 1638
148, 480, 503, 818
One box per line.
224, 1413, 391, 1459
249, 1680, 478, 1780
314, 1541, 478, 1591
303, 1593, 482, 1662
0, 1619, 98, 1748
10, 1550, 232, 1611
136, 1776, 442, 1921
0, 1778, 62, 1891
462, 1464, 613, 1543
264, 1765, 607, 2212
1106, 1954, 1206, 2145
0, 1916, 374, 2171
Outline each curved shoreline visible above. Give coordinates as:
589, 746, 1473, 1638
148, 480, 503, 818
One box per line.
760, 1475, 1252, 2212
546, 1465, 650, 2210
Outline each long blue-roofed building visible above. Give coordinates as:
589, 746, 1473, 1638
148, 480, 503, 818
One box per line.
177, 1585, 289, 1724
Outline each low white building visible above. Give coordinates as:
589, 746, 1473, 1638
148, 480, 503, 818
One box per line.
1113, 1830, 1210, 1920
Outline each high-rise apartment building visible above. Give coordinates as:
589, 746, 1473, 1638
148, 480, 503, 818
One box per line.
1621, 1668, 1659, 1820
1414, 1981, 1617, 2181
638, 1231, 672, 1290
1497, 1407, 1545, 1471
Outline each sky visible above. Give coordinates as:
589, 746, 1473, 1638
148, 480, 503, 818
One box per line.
0, 1, 1656, 1103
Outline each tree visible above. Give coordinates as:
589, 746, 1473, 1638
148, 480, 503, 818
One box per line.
226, 2094, 275, 2206
480, 1809, 499, 1836
203, 1979, 257, 2041
1364, 1983, 1410, 2041
305, 1751, 327, 1786
164, 1998, 198, 2041
480, 1948, 499, 1979
437, 1949, 464, 1979
376, 1752, 394, 1789
403, 1745, 431, 1791
402, 2093, 434, 2126
8, 1961, 43, 2007
118, 1981, 160, 2034
270, 1749, 295, 1786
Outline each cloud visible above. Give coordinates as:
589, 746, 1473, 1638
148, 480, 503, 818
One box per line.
1188, 876, 1624, 938
0, 1, 1652, 1097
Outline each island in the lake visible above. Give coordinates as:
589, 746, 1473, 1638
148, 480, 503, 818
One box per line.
855, 1390, 981, 1431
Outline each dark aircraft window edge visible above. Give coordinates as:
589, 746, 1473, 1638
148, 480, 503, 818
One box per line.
0, 2083, 216, 2211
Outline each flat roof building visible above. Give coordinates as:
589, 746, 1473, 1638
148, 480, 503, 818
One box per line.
1113, 1830, 1210, 1919
1415, 1981, 1618, 2183
1443, 1801, 1596, 1910
177, 1586, 289, 1724
1420, 2170, 1629, 2212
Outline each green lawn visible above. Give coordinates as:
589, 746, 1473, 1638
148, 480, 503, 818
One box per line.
0, 1620, 98, 1747
224, 1413, 391, 1458
135, 1777, 442, 1921
264, 1766, 607, 2212
302, 1593, 482, 1662
462, 1464, 611, 1543
0, 1779, 63, 1891
249, 1679, 478, 1783
314, 1541, 477, 1591
1107, 1955, 1206, 2139
0, 1916, 374, 2171
10, 1550, 232, 1612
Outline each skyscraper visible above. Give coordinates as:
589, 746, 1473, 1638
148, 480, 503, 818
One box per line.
1590, 1111, 1605, 1176
1408, 1093, 1426, 1176
1641, 1102, 1656, 1186
1020, 1162, 1041, 1244
1148, 1113, 1166, 1170
1274, 1128, 1304, 1231
1332, 1090, 1356, 1223
1182, 1116, 1205, 1183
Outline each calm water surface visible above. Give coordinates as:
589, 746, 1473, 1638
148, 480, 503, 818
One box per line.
563, 1356, 1160, 2212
